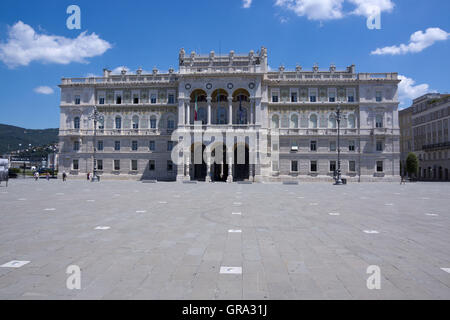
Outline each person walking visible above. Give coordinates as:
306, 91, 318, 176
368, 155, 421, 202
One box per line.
87, 172, 90, 181
62, 171, 67, 182
34, 171, 39, 181
46, 172, 50, 181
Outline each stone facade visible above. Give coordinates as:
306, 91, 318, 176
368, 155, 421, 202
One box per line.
58, 47, 401, 182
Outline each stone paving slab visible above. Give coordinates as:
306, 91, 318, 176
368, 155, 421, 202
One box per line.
0, 179, 449, 299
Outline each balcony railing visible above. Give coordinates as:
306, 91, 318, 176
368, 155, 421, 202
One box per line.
60, 129, 170, 136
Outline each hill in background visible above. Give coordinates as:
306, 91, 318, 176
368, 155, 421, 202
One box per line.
0, 124, 59, 155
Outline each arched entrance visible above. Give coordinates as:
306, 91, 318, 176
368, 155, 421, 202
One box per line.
234, 144, 249, 181
211, 144, 228, 182
191, 144, 206, 181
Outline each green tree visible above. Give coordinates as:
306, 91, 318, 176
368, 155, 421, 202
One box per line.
406, 153, 419, 179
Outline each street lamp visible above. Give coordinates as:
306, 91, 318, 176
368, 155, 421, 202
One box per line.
334, 105, 346, 185
88, 106, 104, 182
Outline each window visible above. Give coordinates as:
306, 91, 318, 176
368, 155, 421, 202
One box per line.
114, 141, 120, 151
98, 119, 104, 130
272, 94, 279, 103
167, 141, 174, 151
168, 94, 175, 104
73, 141, 80, 151
132, 115, 139, 129
151, 94, 157, 104
310, 161, 317, 172
149, 160, 155, 171
290, 114, 299, 128
72, 159, 79, 170
272, 115, 280, 128
272, 142, 279, 152
133, 95, 139, 104
347, 89, 355, 102
75, 95, 81, 105
167, 160, 173, 171
116, 95, 122, 104
348, 114, 356, 129
291, 161, 298, 172
97, 140, 103, 151
349, 161, 356, 172
376, 140, 383, 152
97, 159, 103, 171
291, 140, 298, 152
376, 161, 383, 172
167, 118, 175, 129
330, 161, 336, 172
291, 92, 298, 103
74, 117, 80, 129
309, 114, 318, 128
329, 90, 336, 102
330, 141, 336, 152
376, 91, 382, 102
150, 116, 157, 129
132, 140, 138, 151
99, 97, 105, 105
376, 114, 383, 128
309, 89, 317, 102
115, 116, 122, 129
114, 160, 120, 171
349, 140, 355, 152
149, 140, 155, 151
310, 95, 316, 102
329, 114, 337, 129
131, 160, 138, 171
310, 140, 317, 151
272, 161, 279, 171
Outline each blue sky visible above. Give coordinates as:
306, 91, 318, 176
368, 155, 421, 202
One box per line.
0, 0, 448, 129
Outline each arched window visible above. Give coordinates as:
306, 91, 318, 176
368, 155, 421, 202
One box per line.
290, 114, 299, 128
132, 115, 139, 129
197, 107, 206, 124
348, 114, 356, 129
217, 107, 227, 124
329, 114, 337, 129
150, 115, 157, 129
272, 114, 280, 129
309, 114, 318, 129
115, 116, 122, 129
376, 114, 383, 128
237, 107, 247, 124
74, 117, 80, 129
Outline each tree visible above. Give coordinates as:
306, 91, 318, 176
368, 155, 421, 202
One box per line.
406, 153, 419, 179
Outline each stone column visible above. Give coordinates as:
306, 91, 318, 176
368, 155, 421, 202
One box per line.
205, 152, 211, 182
207, 97, 212, 125
228, 97, 233, 125
185, 154, 190, 180
186, 102, 190, 125
227, 152, 233, 183
250, 98, 254, 125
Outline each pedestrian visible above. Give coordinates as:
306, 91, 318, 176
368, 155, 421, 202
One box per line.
34, 171, 39, 181
46, 172, 50, 181
62, 171, 67, 182
87, 172, 90, 181
400, 175, 406, 185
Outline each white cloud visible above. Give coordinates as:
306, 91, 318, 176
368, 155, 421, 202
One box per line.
398, 75, 435, 108
34, 86, 54, 95
111, 66, 130, 75
348, 0, 394, 17
372, 28, 449, 55
0, 21, 112, 68
275, 0, 344, 20
243, 0, 252, 8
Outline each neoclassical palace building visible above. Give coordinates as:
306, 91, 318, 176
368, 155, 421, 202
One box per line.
58, 47, 401, 182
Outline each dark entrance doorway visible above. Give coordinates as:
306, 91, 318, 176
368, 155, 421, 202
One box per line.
192, 144, 206, 181
212, 145, 228, 182
234, 145, 249, 181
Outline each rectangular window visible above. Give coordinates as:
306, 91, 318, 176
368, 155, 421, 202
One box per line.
73, 141, 80, 151
291, 92, 298, 103
376, 91, 382, 102
149, 160, 155, 171
131, 160, 138, 171
310, 161, 317, 172
149, 140, 155, 151
330, 161, 336, 172
114, 160, 120, 171
349, 140, 355, 152
272, 94, 279, 103
168, 94, 175, 104
133, 97, 139, 104
310, 140, 317, 151
168, 120, 175, 129
72, 159, 79, 170
376, 140, 383, 152
114, 141, 120, 151
330, 141, 336, 152
97, 141, 103, 151
74, 95, 81, 105
132, 140, 138, 151
310, 95, 316, 102
97, 159, 103, 171
349, 161, 356, 172
291, 160, 298, 172
329, 90, 336, 102
150, 118, 157, 129
376, 161, 383, 172
167, 141, 174, 151
116, 95, 122, 104
167, 160, 173, 171
151, 94, 157, 104
99, 97, 105, 105
309, 89, 317, 102
347, 89, 355, 102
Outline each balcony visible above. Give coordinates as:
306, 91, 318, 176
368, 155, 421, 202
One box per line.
60, 129, 171, 136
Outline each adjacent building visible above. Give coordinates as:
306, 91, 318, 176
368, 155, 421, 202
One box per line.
58, 47, 401, 182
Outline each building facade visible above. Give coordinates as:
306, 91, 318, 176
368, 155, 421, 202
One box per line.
407, 93, 450, 181
58, 47, 401, 182
399, 106, 413, 176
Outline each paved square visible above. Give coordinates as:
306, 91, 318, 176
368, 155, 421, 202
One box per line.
0, 180, 449, 299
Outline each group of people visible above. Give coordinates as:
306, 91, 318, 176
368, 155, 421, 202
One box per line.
33, 171, 68, 181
